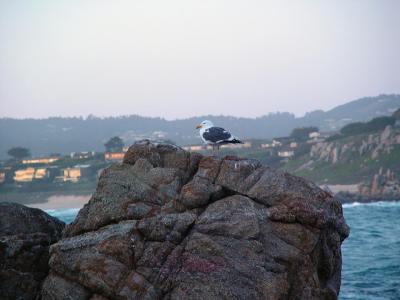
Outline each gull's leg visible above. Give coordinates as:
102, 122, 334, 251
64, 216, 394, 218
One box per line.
217, 145, 220, 157
212, 145, 217, 156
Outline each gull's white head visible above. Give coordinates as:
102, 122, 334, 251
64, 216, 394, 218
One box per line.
196, 120, 214, 129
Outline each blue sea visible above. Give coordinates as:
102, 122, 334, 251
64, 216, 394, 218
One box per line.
340, 201, 400, 300
46, 200, 400, 300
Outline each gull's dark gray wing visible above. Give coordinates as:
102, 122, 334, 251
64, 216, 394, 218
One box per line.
202, 127, 232, 143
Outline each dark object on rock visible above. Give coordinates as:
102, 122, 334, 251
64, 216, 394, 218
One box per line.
43, 140, 349, 299
0, 202, 65, 300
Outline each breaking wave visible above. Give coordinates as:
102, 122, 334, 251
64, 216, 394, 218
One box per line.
342, 200, 399, 208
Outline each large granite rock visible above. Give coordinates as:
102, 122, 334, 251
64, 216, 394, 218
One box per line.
43, 140, 349, 299
0, 202, 65, 300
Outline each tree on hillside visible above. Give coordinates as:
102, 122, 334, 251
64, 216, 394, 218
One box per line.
104, 136, 124, 152
341, 116, 396, 135
365, 116, 395, 131
7, 147, 31, 160
290, 126, 319, 141
340, 122, 366, 135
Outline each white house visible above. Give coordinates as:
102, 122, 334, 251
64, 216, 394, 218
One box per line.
309, 132, 321, 139
278, 150, 294, 158
261, 139, 282, 148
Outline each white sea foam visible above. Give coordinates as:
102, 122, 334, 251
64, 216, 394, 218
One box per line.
343, 200, 400, 208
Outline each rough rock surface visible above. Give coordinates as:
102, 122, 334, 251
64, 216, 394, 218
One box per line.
0, 202, 65, 300
310, 125, 400, 164
43, 140, 349, 299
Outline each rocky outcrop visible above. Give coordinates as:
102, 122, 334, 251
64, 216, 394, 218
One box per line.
0, 203, 65, 300
333, 168, 400, 203
310, 126, 400, 163
358, 168, 400, 200
42, 140, 349, 299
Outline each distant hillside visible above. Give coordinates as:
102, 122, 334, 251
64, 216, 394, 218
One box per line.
283, 125, 400, 185
301, 94, 400, 130
0, 94, 399, 158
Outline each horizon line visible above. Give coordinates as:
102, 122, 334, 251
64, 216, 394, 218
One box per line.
1, 93, 398, 121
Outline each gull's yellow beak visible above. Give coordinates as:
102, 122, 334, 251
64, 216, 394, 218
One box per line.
196, 124, 202, 129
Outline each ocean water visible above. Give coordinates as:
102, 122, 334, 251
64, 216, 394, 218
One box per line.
46, 208, 81, 224
47, 201, 400, 299
340, 201, 400, 300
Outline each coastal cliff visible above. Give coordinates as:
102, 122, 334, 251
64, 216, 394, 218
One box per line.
40, 140, 349, 299
358, 168, 400, 199
285, 125, 400, 201
309, 125, 400, 165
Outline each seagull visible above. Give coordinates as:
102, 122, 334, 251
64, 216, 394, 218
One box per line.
196, 120, 243, 155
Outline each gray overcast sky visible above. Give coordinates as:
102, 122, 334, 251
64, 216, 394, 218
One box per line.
0, 0, 399, 119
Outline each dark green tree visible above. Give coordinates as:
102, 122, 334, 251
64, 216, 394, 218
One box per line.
290, 126, 319, 141
340, 122, 366, 135
7, 147, 31, 160
104, 136, 124, 152
341, 116, 395, 135
366, 116, 395, 131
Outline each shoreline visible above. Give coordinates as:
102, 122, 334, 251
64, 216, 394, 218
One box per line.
335, 191, 400, 204
0, 189, 93, 206
342, 200, 400, 208
320, 184, 400, 204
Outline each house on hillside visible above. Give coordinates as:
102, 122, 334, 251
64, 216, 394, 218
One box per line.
13, 167, 50, 182
182, 145, 206, 152
220, 141, 252, 149
183, 141, 252, 152
14, 168, 35, 182
261, 139, 282, 148
0, 171, 5, 184
309, 131, 321, 139
308, 131, 333, 143
63, 168, 81, 183
22, 156, 59, 165
152, 131, 167, 139
62, 165, 91, 183
70, 151, 95, 159
0, 167, 14, 184
278, 149, 295, 158
34, 168, 48, 179
105, 152, 125, 161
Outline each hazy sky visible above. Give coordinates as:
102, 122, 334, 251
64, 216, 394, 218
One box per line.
1, 0, 399, 119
